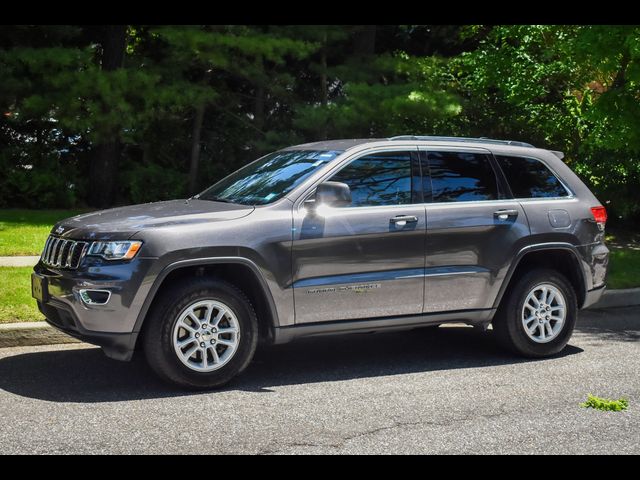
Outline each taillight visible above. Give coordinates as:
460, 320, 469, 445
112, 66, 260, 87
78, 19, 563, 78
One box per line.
591, 206, 607, 225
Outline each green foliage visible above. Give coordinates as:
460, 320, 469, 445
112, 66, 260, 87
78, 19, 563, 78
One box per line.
1, 165, 76, 209
295, 52, 461, 138
0, 154, 78, 210
580, 394, 629, 412
451, 25, 640, 222
1, 25, 639, 223
451, 26, 581, 149
122, 163, 188, 204
154, 25, 316, 68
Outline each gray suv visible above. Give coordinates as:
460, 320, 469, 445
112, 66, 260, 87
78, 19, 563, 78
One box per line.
32, 136, 609, 388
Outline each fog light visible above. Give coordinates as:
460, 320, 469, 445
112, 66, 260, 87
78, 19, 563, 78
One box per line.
79, 289, 111, 305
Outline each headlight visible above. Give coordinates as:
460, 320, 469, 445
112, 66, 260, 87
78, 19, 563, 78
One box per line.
87, 241, 142, 260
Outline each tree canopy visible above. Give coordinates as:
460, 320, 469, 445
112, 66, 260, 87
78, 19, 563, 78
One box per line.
1, 25, 639, 223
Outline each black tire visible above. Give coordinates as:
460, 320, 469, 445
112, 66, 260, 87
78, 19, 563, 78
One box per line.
493, 268, 577, 358
142, 277, 258, 389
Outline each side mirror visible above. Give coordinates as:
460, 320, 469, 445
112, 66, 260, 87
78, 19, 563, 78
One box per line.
313, 181, 352, 208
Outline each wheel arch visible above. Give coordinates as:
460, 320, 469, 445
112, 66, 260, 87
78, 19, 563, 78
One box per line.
134, 257, 280, 344
494, 243, 588, 310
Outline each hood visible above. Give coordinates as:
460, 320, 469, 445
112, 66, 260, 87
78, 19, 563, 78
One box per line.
52, 199, 255, 240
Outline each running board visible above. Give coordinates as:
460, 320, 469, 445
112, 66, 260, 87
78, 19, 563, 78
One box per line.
272, 309, 495, 344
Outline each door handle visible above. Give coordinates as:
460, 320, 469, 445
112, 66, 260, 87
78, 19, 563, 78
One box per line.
494, 209, 519, 221
390, 215, 418, 227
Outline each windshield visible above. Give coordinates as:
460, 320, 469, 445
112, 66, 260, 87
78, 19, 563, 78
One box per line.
197, 150, 342, 205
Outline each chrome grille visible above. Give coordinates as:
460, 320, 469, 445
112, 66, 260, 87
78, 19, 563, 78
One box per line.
41, 235, 88, 269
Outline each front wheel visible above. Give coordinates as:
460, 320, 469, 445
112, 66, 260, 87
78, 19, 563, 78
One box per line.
493, 268, 577, 358
142, 278, 258, 389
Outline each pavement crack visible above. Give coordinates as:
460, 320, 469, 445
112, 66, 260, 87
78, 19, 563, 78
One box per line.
258, 406, 515, 454
258, 419, 445, 454
341, 419, 426, 443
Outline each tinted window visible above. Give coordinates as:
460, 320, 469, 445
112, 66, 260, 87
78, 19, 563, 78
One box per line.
495, 155, 569, 198
329, 152, 419, 207
427, 151, 499, 202
198, 150, 341, 205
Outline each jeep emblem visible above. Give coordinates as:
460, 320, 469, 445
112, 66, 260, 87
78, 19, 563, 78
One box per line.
55, 226, 65, 234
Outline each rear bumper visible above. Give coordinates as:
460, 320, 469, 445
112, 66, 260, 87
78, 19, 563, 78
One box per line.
582, 285, 606, 309
38, 299, 138, 361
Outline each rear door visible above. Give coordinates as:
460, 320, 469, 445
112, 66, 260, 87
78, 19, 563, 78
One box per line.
420, 147, 530, 312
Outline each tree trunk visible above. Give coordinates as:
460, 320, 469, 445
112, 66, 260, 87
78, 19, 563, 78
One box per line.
90, 140, 119, 206
101, 25, 127, 70
319, 30, 328, 140
88, 25, 127, 208
353, 25, 376, 56
189, 103, 206, 195
254, 84, 265, 131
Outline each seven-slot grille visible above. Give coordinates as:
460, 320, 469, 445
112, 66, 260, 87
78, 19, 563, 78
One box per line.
41, 235, 88, 269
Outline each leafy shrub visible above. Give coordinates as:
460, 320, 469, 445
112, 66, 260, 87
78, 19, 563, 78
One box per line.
0, 161, 77, 209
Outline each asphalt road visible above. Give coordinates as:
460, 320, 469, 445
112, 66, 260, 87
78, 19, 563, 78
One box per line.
1, 306, 639, 454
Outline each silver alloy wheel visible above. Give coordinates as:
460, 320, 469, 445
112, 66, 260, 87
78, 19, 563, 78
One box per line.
521, 283, 566, 343
172, 300, 240, 372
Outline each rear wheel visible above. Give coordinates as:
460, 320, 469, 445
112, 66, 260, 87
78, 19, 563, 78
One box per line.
142, 277, 258, 389
493, 268, 577, 357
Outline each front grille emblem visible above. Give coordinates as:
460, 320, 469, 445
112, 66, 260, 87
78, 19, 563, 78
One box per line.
55, 226, 65, 235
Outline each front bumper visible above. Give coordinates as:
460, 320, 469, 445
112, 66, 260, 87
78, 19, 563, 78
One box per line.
38, 299, 138, 361
33, 256, 157, 360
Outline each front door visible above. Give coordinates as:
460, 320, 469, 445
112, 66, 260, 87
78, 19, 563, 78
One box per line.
420, 147, 531, 313
291, 149, 426, 324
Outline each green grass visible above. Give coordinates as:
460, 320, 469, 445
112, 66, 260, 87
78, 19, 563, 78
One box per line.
608, 248, 640, 289
580, 394, 629, 412
0, 267, 44, 323
0, 209, 87, 256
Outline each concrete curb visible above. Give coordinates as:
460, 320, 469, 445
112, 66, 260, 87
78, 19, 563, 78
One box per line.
0, 288, 638, 349
0, 256, 40, 267
0, 322, 81, 348
589, 287, 640, 309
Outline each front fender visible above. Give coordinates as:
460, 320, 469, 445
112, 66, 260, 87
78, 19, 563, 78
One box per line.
132, 256, 287, 334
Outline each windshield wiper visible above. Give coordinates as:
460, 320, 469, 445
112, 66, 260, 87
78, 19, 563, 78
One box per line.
201, 196, 237, 204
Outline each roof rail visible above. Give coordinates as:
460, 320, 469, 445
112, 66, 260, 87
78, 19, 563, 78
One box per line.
388, 135, 535, 148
